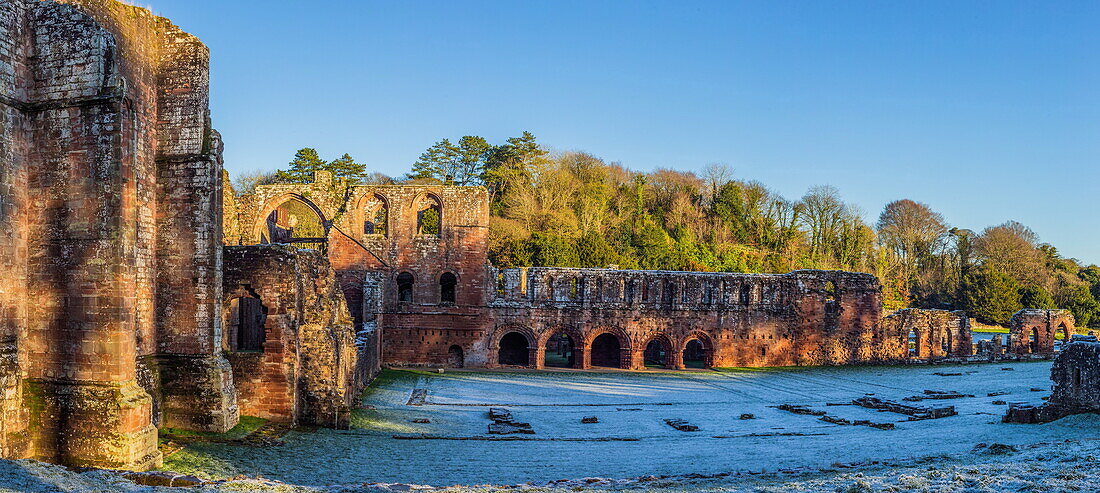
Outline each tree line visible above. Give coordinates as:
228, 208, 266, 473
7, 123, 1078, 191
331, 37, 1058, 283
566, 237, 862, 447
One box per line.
239, 133, 1100, 328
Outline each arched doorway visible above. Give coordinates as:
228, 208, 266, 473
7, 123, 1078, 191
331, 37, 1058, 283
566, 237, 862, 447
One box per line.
644, 336, 672, 368
683, 339, 710, 368
908, 329, 920, 357
544, 333, 575, 368
1029, 328, 1039, 353
941, 329, 952, 356
262, 196, 327, 250
1056, 322, 1071, 346
447, 345, 464, 368
590, 333, 622, 368
498, 332, 530, 366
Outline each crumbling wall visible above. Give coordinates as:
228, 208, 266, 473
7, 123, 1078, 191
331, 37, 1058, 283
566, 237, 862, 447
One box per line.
879, 309, 973, 360
231, 173, 492, 372
1009, 309, 1074, 356
484, 268, 883, 369
1004, 341, 1100, 424
0, 0, 236, 469
222, 245, 359, 427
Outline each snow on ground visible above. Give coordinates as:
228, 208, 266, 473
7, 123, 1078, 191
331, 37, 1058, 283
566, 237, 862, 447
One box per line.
156, 360, 1100, 488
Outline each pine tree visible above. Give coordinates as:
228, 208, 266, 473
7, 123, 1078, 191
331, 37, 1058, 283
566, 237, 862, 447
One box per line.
327, 153, 368, 183
963, 265, 1022, 325
276, 148, 327, 183
409, 139, 460, 184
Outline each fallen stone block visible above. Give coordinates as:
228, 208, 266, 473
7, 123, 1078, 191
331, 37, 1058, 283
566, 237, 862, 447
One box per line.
581, 416, 599, 424
488, 421, 534, 434
664, 419, 699, 432
739, 413, 755, 420
775, 404, 826, 416
852, 396, 956, 420
488, 408, 513, 422
903, 390, 975, 401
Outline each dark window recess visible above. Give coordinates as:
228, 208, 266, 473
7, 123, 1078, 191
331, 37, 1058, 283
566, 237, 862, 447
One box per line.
440, 272, 457, 303
397, 272, 414, 302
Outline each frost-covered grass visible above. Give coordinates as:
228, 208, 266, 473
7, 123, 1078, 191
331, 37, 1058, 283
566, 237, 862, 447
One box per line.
142, 361, 1100, 489
160, 416, 268, 441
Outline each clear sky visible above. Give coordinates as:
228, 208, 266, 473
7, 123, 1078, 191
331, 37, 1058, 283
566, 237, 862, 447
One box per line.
141, 0, 1099, 264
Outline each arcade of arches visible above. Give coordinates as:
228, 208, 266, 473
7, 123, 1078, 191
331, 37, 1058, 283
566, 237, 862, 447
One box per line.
493, 329, 716, 370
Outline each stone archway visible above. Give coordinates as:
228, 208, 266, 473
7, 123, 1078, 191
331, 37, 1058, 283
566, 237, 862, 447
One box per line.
590, 333, 623, 368
679, 332, 715, 369
254, 193, 329, 247
498, 332, 532, 366
542, 331, 579, 369
641, 334, 674, 369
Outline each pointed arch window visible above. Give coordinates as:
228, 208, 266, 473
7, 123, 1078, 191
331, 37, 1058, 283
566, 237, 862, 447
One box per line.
416, 195, 443, 236
363, 194, 389, 236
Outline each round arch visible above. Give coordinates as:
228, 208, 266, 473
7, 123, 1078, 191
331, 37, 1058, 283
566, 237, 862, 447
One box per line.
488, 325, 538, 368
640, 333, 675, 369
539, 327, 583, 369
253, 193, 329, 244
679, 331, 716, 369
584, 327, 632, 370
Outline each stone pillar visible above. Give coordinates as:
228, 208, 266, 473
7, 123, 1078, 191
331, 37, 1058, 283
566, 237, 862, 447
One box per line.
672, 349, 686, 370
527, 347, 539, 369
534, 347, 545, 370
619, 347, 634, 370
152, 25, 237, 433
16, 0, 161, 470
629, 348, 645, 370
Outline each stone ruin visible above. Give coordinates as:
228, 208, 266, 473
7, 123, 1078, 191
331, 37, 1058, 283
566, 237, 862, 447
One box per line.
0, 0, 368, 470
228, 169, 1070, 373
1004, 338, 1100, 424
1007, 309, 1075, 357
0, 0, 1081, 473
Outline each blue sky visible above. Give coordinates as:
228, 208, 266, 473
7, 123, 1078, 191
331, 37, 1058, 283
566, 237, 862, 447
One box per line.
144, 1, 1099, 264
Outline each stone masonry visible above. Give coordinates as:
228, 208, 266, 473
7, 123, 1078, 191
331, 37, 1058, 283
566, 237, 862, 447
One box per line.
231, 174, 1018, 373
1008, 309, 1075, 357
1004, 339, 1100, 424
223, 245, 360, 429
0, 0, 362, 471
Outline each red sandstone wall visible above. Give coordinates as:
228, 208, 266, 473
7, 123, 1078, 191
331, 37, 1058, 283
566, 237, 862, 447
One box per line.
486, 269, 884, 369
0, 0, 235, 469
233, 175, 493, 371
223, 245, 360, 427
0, 0, 32, 459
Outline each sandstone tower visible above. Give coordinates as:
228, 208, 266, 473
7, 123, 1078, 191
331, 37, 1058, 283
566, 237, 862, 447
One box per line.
0, 0, 236, 469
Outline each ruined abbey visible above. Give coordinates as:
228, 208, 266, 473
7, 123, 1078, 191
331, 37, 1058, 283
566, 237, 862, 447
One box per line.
0, 0, 1081, 473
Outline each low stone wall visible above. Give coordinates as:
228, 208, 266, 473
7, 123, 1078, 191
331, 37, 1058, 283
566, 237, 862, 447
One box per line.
879, 309, 973, 359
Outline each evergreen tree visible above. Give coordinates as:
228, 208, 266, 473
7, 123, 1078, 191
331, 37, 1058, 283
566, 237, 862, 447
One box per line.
327, 153, 369, 183
1018, 285, 1055, 309
409, 139, 459, 184
576, 231, 620, 268
276, 148, 327, 183
964, 265, 1022, 325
